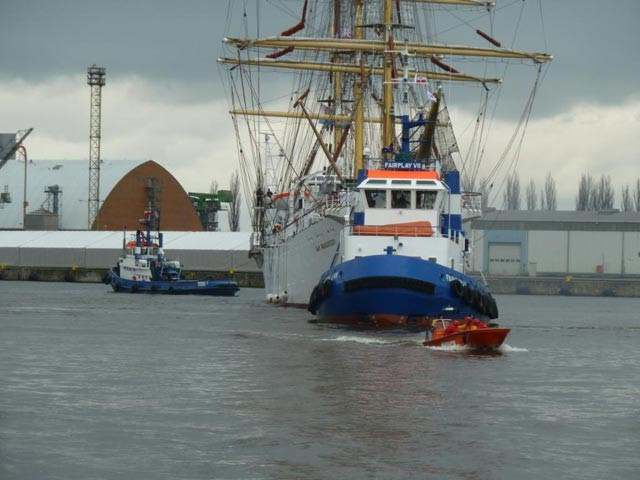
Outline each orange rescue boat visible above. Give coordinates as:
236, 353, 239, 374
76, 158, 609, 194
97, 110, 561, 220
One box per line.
423, 318, 510, 350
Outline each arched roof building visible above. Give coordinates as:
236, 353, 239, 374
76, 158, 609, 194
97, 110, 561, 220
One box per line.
95, 160, 201, 231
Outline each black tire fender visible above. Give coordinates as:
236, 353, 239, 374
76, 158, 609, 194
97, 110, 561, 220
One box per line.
462, 285, 473, 305
308, 287, 319, 314
321, 279, 333, 298
488, 296, 499, 319
478, 294, 489, 315
450, 279, 464, 297
472, 290, 483, 311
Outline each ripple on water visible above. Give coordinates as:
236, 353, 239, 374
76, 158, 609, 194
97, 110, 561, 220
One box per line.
1, 284, 639, 480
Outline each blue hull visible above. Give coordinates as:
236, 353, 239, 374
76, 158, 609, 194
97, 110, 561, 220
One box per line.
308, 255, 497, 328
109, 273, 239, 296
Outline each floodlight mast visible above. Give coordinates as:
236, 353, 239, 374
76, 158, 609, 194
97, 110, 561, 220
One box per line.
87, 65, 106, 230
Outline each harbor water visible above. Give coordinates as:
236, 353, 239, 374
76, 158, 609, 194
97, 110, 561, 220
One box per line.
1, 281, 639, 479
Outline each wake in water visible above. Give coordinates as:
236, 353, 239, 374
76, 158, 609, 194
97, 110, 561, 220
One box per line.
321, 335, 421, 346
500, 344, 528, 352
424, 343, 528, 353
322, 335, 530, 353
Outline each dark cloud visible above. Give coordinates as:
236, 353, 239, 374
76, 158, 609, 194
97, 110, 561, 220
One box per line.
2, 0, 220, 98
1, 0, 639, 114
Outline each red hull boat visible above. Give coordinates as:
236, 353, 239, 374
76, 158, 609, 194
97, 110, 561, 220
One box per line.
424, 319, 509, 350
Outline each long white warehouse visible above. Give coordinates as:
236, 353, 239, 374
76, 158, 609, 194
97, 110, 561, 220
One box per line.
0, 231, 258, 273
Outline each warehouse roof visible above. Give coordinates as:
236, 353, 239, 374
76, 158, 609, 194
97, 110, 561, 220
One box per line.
472, 210, 640, 232
0, 230, 250, 250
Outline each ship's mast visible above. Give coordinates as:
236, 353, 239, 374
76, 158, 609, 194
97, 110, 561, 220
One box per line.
221, 0, 552, 182
332, 0, 342, 158
353, 0, 365, 171
382, 0, 394, 151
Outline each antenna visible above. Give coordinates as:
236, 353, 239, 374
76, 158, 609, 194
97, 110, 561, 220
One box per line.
87, 65, 106, 229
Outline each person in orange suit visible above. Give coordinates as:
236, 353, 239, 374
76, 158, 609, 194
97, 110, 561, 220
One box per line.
474, 318, 488, 329
459, 316, 473, 331
444, 321, 459, 336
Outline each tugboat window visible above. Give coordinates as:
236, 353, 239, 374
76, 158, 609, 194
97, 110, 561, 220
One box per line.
365, 189, 387, 208
392, 190, 411, 208
416, 191, 437, 209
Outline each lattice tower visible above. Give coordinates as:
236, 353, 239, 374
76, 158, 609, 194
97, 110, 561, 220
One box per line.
87, 65, 106, 229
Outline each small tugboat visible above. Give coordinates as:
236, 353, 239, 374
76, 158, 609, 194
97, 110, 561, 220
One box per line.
108, 208, 239, 296
424, 317, 509, 351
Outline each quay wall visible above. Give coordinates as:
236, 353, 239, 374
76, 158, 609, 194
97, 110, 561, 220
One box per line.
3, 231, 640, 296
0, 266, 264, 288
3, 267, 640, 297
0, 230, 263, 287
473, 274, 640, 297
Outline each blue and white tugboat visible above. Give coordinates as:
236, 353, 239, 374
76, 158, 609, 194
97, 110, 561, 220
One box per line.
109, 209, 239, 296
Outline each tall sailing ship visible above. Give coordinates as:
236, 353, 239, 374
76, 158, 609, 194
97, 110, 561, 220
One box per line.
220, 0, 551, 327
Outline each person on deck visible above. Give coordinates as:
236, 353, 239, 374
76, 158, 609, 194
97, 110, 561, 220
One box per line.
444, 321, 459, 336
473, 318, 488, 329
392, 191, 410, 208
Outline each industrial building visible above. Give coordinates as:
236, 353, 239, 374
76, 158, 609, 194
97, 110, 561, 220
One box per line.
470, 210, 640, 276
2, 66, 232, 234
0, 230, 255, 273
0, 159, 203, 231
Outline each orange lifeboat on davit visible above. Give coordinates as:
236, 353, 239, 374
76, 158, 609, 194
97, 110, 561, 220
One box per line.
423, 318, 510, 350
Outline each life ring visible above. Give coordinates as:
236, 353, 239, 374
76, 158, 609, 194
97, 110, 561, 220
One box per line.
450, 279, 464, 297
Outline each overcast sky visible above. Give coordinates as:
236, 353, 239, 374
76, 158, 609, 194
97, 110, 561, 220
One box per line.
1, 0, 639, 211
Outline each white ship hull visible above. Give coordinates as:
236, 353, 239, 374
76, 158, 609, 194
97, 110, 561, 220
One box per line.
263, 214, 344, 306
